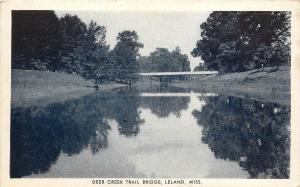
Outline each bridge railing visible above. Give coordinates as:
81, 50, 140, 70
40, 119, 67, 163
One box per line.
138, 71, 218, 76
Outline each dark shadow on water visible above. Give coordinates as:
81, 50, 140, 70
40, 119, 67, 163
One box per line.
10, 88, 192, 178
10, 96, 111, 177
10, 88, 290, 178
10, 90, 140, 177
192, 96, 290, 178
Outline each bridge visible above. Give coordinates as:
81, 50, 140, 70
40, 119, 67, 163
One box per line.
138, 71, 218, 76
138, 71, 218, 82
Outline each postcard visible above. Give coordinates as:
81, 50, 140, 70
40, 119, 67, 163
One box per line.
1, 0, 300, 186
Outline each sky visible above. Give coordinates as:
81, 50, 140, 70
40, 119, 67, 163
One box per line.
55, 11, 211, 70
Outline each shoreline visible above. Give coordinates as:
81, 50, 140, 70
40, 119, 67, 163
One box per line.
12, 66, 291, 108
11, 69, 127, 108
171, 66, 290, 106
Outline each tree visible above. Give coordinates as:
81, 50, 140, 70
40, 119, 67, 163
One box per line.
138, 47, 191, 84
172, 47, 191, 72
193, 63, 207, 71
150, 48, 174, 72
58, 15, 109, 80
116, 30, 144, 54
109, 30, 144, 84
12, 11, 61, 70
12, 11, 110, 82
58, 14, 87, 72
94, 51, 117, 83
80, 21, 109, 79
192, 11, 291, 73
12, 12, 150, 85
141, 47, 191, 73
138, 56, 153, 73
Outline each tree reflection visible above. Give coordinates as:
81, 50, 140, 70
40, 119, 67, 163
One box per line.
192, 96, 290, 178
101, 92, 143, 136
140, 97, 190, 118
10, 90, 143, 177
92, 89, 144, 136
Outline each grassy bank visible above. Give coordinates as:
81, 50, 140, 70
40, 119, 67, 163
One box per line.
172, 66, 290, 105
11, 69, 126, 108
12, 66, 291, 108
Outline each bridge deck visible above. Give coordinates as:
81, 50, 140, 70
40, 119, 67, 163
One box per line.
138, 71, 218, 76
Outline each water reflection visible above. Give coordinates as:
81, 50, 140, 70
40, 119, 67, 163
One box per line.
10, 90, 290, 178
100, 92, 143, 136
10, 98, 111, 177
10, 90, 192, 177
140, 97, 190, 118
192, 96, 290, 178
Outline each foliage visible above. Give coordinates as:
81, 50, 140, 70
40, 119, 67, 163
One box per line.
104, 30, 144, 84
77, 21, 108, 79
116, 30, 144, 54
193, 63, 207, 71
139, 47, 190, 73
58, 14, 87, 72
58, 15, 109, 79
138, 47, 191, 84
12, 11, 146, 84
192, 11, 291, 73
12, 11, 61, 71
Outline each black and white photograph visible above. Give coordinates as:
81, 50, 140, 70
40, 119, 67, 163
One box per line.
1, 0, 300, 186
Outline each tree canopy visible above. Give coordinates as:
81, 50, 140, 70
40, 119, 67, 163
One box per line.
96, 30, 143, 84
12, 11, 61, 71
192, 11, 291, 73
58, 15, 109, 80
139, 47, 191, 73
12, 11, 144, 84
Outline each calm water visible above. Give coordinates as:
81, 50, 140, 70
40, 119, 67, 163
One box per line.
10, 88, 290, 178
